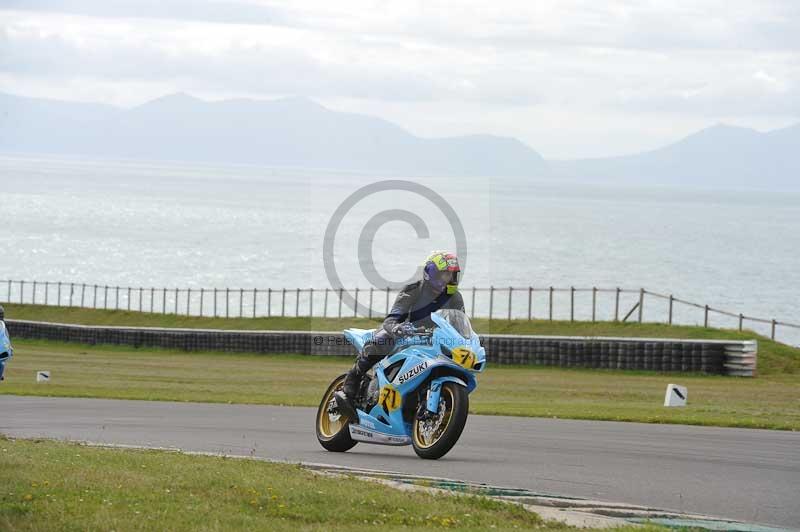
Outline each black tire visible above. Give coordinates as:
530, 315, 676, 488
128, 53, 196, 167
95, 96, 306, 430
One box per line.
411, 382, 469, 460
315, 373, 357, 452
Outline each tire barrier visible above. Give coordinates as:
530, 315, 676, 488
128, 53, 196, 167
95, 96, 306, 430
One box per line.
6, 320, 757, 376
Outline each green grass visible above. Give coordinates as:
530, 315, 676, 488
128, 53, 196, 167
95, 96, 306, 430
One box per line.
3, 339, 799, 430
5, 303, 799, 375
1, 437, 586, 532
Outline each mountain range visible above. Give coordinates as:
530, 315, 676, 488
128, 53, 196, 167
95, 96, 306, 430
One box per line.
1, 91, 797, 187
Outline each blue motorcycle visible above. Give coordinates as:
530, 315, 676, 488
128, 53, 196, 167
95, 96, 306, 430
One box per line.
0, 318, 13, 382
316, 309, 486, 460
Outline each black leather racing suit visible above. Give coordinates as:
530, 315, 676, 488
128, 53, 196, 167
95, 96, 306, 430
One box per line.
353, 280, 465, 374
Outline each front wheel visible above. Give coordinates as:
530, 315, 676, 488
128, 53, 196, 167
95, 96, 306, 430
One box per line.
412, 382, 469, 460
316, 374, 357, 452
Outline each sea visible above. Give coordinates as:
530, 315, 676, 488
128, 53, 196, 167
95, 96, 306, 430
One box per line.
2, 154, 799, 344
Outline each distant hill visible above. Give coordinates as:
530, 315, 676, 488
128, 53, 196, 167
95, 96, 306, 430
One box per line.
2, 91, 797, 187
0, 92, 548, 178
552, 123, 800, 188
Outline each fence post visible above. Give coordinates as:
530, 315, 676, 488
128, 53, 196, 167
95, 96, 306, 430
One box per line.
528, 286, 533, 321
114, 286, 119, 310
489, 286, 494, 320
188, 288, 192, 316
161, 287, 166, 314
614, 287, 620, 321
128, 287, 132, 311
150, 288, 155, 313
57, 282, 62, 306
548, 286, 553, 321
239, 288, 244, 317
570, 286, 575, 322
295, 288, 300, 317
771, 319, 776, 340
507, 287, 513, 320
213, 288, 217, 317
354, 288, 359, 318
225, 288, 230, 318
104, 285, 109, 310
637, 288, 644, 323
368, 287, 373, 319
324, 288, 329, 318
44, 281, 49, 305
252, 288, 257, 318
267, 288, 272, 317
385, 287, 390, 316
80, 283, 86, 308
338, 288, 343, 318
704, 305, 709, 328
6, 279, 10, 303
738, 313, 743, 331
668, 295, 674, 325
139, 287, 143, 312
32, 280, 37, 305
309, 288, 314, 318
175, 288, 179, 315
471, 287, 476, 319
281, 288, 286, 317
591, 287, 597, 322
20, 280, 25, 304
70, 282, 75, 306
199, 288, 204, 317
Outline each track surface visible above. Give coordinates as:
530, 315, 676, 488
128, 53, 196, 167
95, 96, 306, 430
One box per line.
2, 395, 798, 528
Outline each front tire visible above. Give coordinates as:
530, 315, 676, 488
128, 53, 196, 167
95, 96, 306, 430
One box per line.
316, 374, 357, 452
412, 382, 469, 460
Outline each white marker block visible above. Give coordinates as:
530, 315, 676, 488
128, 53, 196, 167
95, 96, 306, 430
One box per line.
664, 383, 687, 407
36, 371, 50, 383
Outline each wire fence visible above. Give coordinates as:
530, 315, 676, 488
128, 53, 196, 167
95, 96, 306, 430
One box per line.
1, 279, 798, 344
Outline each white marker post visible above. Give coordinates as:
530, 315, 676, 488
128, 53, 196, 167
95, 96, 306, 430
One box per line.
664, 384, 687, 407
36, 371, 50, 383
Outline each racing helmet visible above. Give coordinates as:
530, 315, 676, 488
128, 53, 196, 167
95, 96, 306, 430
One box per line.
423, 251, 460, 295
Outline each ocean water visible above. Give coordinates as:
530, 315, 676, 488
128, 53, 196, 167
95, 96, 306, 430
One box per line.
2, 154, 799, 343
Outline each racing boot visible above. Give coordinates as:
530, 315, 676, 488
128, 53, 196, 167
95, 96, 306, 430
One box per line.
334, 365, 362, 420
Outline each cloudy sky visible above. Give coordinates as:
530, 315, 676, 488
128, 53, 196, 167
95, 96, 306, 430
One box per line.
2, 0, 798, 158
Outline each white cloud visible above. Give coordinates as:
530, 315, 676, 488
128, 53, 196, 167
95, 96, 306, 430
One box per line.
1, 1, 798, 158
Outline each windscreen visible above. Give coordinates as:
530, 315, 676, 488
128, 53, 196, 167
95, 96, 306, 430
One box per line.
436, 309, 474, 338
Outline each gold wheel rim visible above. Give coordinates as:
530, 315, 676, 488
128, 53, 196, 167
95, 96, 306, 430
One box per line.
318, 378, 348, 438
412, 386, 455, 449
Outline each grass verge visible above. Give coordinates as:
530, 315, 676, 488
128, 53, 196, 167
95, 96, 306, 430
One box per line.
0, 436, 583, 532
4, 303, 798, 375
2, 339, 799, 430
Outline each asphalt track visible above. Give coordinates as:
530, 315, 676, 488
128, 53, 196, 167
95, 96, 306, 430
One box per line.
1, 395, 798, 528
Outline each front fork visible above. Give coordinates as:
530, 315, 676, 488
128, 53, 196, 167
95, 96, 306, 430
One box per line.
417, 376, 467, 418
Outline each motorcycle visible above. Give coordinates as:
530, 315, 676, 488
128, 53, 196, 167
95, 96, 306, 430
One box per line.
0, 318, 13, 382
315, 308, 486, 460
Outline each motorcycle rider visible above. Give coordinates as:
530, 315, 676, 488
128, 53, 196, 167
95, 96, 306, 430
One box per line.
339, 251, 465, 405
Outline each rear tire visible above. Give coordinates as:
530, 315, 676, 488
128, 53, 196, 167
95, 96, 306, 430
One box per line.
316, 373, 357, 452
411, 382, 468, 460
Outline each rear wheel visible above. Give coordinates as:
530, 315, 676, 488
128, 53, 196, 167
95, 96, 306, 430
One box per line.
316, 374, 357, 452
412, 382, 468, 460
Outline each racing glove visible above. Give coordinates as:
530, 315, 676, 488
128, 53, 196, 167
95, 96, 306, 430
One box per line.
391, 322, 417, 338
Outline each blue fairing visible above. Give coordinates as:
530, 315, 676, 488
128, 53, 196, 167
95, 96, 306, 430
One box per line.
0, 321, 12, 381
343, 328, 373, 354
346, 309, 486, 445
